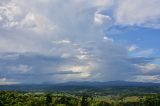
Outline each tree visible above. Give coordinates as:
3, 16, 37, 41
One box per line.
46, 93, 52, 106
81, 95, 89, 106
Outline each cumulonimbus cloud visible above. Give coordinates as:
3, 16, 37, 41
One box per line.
0, 0, 160, 84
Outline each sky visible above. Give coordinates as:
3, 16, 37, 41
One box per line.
0, 0, 160, 84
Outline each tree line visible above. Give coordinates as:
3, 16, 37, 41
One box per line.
0, 91, 160, 106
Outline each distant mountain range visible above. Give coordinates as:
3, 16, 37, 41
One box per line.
0, 81, 160, 91
57, 81, 160, 86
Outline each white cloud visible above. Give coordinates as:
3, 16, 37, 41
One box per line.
115, 0, 160, 29
61, 65, 92, 79
135, 63, 160, 75
94, 12, 112, 26
128, 45, 138, 52
103, 36, 114, 42
92, 0, 114, 7
0, 0, 54, 33
140, 64, 159, 71
0, 78, 19, 85
130, 75, 160, 83
52, 40, 71, 44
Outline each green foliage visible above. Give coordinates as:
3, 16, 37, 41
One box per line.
81, 95, 89, 106
46, 93, 52, 106
142, 95, 160, 106
0, 91, 160, 106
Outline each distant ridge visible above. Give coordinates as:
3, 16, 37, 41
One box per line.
57, 80, 160, 86
0, 81, 160, 91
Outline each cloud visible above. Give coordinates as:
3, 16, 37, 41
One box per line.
8, 64, 32, 73
134, 62, 160, 75
127, 57, 160, 82
0, 53, 94, 83
0, 0, 159, 84
134, 49, 155, 57
128, 45, 138, 52
127, 57, 160, 67
0, 0, 54, 33
52, 40, 71, 44
130, 75, 160, 83
0, 78, 19, 85
115, 0, 160, 29
103, 36, 114, 42
94, 12, 112, 27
